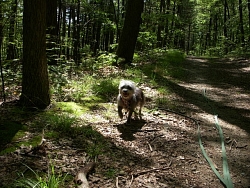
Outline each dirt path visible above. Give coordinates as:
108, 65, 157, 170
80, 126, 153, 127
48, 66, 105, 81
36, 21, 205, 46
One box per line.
174, 57, 250, 187
93, 57, 250, 187
180, 57, 250, 133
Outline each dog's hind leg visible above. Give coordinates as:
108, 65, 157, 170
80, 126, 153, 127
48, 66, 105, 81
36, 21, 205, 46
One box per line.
138, 106, 142, 120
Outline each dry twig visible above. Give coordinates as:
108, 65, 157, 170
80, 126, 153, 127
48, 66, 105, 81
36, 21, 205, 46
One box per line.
74, 162, 96, 188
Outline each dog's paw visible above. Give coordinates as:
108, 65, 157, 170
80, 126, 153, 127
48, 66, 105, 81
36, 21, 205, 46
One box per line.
126, 119, 131, 125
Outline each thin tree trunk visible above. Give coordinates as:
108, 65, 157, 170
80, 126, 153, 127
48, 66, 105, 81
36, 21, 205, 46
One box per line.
223, 0, 228, 54
46, 0, 58, 65
73, 0, 81, 64
93, 22, 101, 55
163, 0, 170, 46
157, 0, 166, 48
67, 7, 72, 60
238, 0, 244, 45
7, 0, 17, 60
0, 3, 6, 102
248, 0, 250, 42
170, 1, 176, 47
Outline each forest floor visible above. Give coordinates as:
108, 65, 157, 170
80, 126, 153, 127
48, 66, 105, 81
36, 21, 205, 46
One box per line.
0, 56, 250, 188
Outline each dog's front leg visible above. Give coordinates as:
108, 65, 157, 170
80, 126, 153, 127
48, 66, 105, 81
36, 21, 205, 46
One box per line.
118, 106, 123, 119
126, 110, 133, 124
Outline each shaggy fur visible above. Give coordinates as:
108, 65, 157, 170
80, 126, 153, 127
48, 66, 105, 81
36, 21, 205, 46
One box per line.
117, 80, 145, 123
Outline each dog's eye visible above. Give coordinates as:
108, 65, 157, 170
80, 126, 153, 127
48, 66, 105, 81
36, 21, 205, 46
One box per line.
121, 86, 132, 90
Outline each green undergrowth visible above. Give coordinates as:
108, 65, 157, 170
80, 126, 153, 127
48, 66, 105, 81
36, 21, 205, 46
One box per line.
13, 161, 69, 188
141, 49, 186, 81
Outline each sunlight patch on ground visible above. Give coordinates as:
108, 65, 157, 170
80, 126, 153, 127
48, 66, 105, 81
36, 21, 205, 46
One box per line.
79, 113, 110, 124
241, 66, 250, 72
196, 112, 249, 137
179, 82, 250, 111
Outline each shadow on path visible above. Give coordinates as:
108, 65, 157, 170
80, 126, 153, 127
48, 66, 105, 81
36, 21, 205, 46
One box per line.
146, 57, 250, 133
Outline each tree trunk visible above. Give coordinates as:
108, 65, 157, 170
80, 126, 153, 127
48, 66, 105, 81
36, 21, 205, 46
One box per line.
238, 0, 244, 45
73, 0, 81, 64
223, 0, 228, 54
93, 22, 101, 55
7, 0, 17, 60
116, 0, 144, 64
213, 14, 218, 47
0, 3, 6, 102
67, 7, 72, 60
248, 0, 250, 42
157, 0, 166, 48
20, 0, 50, 109
170, 1, 176, 48
46, 0, 58, 65
163, 0, 170, 47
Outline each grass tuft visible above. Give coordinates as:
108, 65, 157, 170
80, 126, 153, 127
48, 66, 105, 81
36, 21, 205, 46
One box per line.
14, 162, 68, 188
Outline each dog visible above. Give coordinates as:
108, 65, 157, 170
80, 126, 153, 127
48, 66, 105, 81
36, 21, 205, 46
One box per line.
117, 80, 145, 123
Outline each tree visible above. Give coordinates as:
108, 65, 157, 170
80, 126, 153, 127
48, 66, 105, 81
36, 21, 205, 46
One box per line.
20, 0, 50, 109
238, 0, 244, 45
116, 0, 144, 64
0, 2, 6, 102
6, 0, 17, 60
46, 0, 58, 65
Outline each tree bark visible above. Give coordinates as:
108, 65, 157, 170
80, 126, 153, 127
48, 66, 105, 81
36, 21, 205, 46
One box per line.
20, 0, 50, 109
73, 0, 81, 64
248, 0, 250, 42
0, 3, 6, 102
223, 0, 228, 54
46, 0, 58, 65
116, 0, 144, 64
67, 6, 72, 60
156, 0, 166, 47
238, 0, 244, 45
7, 0, 17, 60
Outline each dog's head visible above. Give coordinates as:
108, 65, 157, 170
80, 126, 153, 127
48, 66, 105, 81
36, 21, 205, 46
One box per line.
118, 80, 136, 100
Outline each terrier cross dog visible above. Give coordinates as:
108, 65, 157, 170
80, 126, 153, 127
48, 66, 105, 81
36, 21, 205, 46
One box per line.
117, 80, 145, 124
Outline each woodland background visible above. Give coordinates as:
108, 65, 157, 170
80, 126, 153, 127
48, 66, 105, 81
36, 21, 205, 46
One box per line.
1, 0, 250, 106
0, 0, 250, 187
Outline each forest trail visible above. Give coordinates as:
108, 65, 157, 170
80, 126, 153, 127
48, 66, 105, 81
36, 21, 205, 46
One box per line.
168, 56, 250, 187
180, 57, 250, 133
100, 56, 250, 188
0, 57, 250, 188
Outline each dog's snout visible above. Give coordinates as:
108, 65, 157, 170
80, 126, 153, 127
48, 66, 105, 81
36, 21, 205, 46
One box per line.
122, 89, 128, 93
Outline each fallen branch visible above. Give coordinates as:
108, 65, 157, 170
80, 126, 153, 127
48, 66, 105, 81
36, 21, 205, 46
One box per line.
128, 174, 134, 187
236, 144, 248, 149
158, 107, 202, 123
74, 162, 96, 188
132, 166, 170, 178
116, 176, 119, 188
